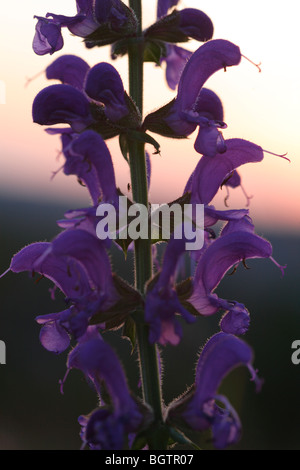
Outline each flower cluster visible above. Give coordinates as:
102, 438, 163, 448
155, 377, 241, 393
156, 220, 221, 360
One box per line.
2, 0, 287, 451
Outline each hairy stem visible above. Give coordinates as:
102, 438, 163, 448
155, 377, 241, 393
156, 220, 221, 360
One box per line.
128, 0, 164, 435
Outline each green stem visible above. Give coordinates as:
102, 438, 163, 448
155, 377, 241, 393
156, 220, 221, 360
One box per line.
128, 0, 164, 433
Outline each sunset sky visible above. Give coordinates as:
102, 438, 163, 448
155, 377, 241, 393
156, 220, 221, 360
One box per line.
0, 0, 299, 233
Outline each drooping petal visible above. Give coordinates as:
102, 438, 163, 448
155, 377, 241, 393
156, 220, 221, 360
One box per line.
62, 130, 118, 205
188, 229, 273, 315
194, 333, 252, 402
162, 45, 192, 91
46, 55, 90, 90
33, 17, 64, 55
161, 88, 224, 137
9, 242, 91, 298
85, 63, 128, 121
177, 9, 214, 42
32, 84, 93, 132
39, 319, 71, 354
145, 229, 197, 345
167, 333, 258, 449
67, 330, 140, 417
191, 139, 264, 204
177, 39, 241, 113
50, 229, 115, 297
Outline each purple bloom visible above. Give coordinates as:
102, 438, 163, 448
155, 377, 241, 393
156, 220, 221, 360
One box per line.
153, 7, 213, 90
32, 84, 93, 132
64, 329, 144, 449
33, 60, 130, 140
188, 138, 264, 205
186, 220, 282, 334
167, 332, 261, 449
177, 9, 214, 43
144, 39, 241, 156
33, 1, 137, 56
5, 229, 119, 351
46, 55, 90, 90
145, 229, 197, 346
61, 130, 119, 206
85, 63, 128, 122
160, 45, 192, 91
33, 17, 64, 56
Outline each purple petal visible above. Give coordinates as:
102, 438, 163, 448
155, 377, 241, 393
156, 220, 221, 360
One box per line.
85, 63, 128, 121
178, 9, 214, 42
32, 84, 93, 132
188, 230, 273, 315
39, 320, 70, 353
191, 138, 264, 204
10, 242, 92, 298
51, 229, 115, 296
67, 330, 140, 415
195, 333, 252, 399
33, 18, 64, 55
220, 307, 250, 336
62, 130, 118, 205
162, 45, 192, 91
46, 55, 90, 90
193, 120, 227, 157
177, 39, 241, 113
182, 333, 253, 429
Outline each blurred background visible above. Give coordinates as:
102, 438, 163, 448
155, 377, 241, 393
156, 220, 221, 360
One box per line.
0, 0, 299, 450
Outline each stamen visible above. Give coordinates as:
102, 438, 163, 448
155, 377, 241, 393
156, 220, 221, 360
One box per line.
242, 54, 262, 72
35, 274, 45, 284
263, 149, 291, 162
228, 265, 238, 276
25, 69, 45, 87
224, 187, 230, 207
51, 163, 64, 181
240, 183, 253, 207
270, 256, 286, 277
242, 259, 251, 270
59, 368, 70, 395
0, 268, 10, 279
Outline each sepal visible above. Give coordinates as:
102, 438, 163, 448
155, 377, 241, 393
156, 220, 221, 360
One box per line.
144, 10, 190, 44
89, 274, 143, 329
84, 4, 138, 48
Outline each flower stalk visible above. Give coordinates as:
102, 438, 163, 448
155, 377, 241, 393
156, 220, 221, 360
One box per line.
128, 0, 165, 445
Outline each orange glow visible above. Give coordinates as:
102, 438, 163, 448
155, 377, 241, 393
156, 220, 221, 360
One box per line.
0, 0, 299, 233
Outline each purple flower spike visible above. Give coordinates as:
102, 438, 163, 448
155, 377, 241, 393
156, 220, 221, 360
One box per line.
62, 130, 118, 205
32, 84, 93, 132
85, 63, 128, 122
190, 138, 264, 204
167, 332, 260, 449
46, 55, 90, 90
145, 230, 196, 346
33, 17, 64, 56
